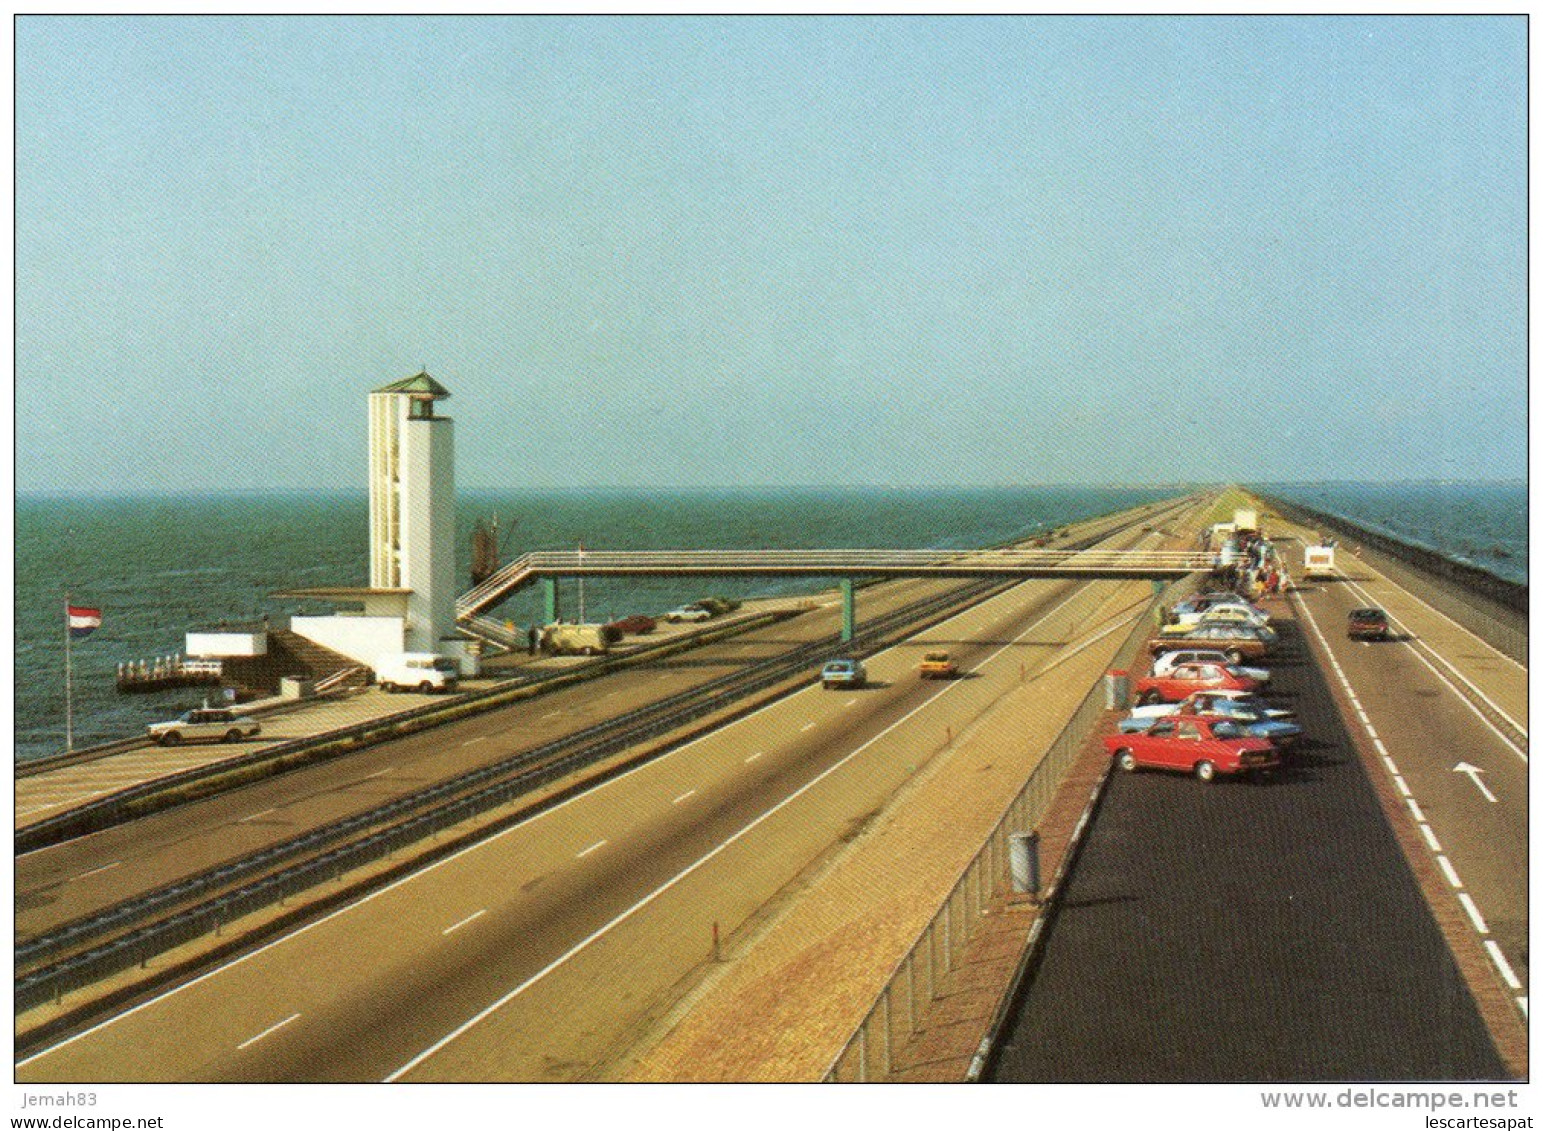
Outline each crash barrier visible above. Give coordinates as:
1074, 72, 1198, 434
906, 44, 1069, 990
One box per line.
1259, 495, 1527, 665
822, 572, 1202, 1082
16, 581, 1022, 1015
20, 506, 1202, 1017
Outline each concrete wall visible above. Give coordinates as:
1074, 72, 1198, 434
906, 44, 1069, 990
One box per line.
186, 630, 267, 658
289, 614, 405, 668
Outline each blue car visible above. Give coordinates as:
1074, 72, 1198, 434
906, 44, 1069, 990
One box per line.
1120, 690, 1301, 746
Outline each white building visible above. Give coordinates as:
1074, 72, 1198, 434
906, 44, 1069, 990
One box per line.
367, 371, 458, 650
192, 372, 478, 682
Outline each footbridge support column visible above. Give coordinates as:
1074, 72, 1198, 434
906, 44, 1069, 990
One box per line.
840, 578, 855, 643
543, 577, 560, 625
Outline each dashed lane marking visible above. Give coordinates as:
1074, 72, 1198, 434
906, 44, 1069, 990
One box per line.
236, 1013, 300, 1051
443, 909, 487, 936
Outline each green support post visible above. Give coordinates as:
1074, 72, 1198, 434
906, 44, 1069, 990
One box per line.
840, 578, 855, 643
543, 577, 560, 625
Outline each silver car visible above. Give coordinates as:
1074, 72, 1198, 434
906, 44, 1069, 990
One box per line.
149, 707, 261, 747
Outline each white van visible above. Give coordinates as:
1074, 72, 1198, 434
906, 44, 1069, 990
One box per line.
1303, 544, 1337, 579
375, 652, 460, 693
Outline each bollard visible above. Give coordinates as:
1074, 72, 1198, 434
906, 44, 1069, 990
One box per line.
1009, 831, 1041, 899
712, 920, 721, 962
1104, 669, 1129, 710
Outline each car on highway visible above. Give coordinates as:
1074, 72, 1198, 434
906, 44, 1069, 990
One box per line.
148, 707, 261, 747
1150, 648, 1270, 686
1105, 716, 1279, 783
1119, 690, 1302, 746
665, 603, 713, 623
1150, 621, 1274, 662
1132, 662, 1261, 705
605, 614, 657, 637
1348, 607, 1391, 641
917, 650, 958, 679
820, 658, 867, 689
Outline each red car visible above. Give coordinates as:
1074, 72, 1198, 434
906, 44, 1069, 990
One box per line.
1104, 716, 1279, 783
1131, 662, 1260, 705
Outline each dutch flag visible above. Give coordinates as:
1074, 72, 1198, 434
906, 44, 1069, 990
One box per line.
67, 604, 102, 639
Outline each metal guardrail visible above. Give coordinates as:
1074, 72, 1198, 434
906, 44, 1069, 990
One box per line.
17, 580, 1015, 1013
821, 573, 1202, 1082
20, 503, 1210, 1019
1257, 494, 1527, 665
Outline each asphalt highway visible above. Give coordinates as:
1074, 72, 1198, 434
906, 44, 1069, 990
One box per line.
17, 544, 1162, 1081
987, 532, 1524, 1082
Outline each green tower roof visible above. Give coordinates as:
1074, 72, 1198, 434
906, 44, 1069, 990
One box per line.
373, 371, 451, 398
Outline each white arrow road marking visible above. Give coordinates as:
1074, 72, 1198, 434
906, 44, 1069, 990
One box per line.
1453, 762, 1498, 804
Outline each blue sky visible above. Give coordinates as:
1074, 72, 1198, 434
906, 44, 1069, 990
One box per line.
15, 15, 1527, 491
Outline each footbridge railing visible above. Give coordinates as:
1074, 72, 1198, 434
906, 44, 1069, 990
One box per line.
456, 548, 1215, 620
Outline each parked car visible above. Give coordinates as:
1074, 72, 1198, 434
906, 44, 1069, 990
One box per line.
1348, 607, 1391, 641
149, 707, 261, 747
821, 658, 867, 689
1168, 593, 1270, 628
1160, 611, 1277, 644
1150, 621, 1274, 662
1104, 716, 1279, 783
1151, 648, 1269, 686
1132, 662, 1261, 705
376, 652, 460, 692
917, 650, 958, 679
605, 614, 657, 636
1119, 691, 1302, 746
665, 603, 713, 623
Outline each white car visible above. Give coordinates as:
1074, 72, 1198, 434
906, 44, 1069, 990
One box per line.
149, 707, 261, 747
1150, 648, 1270, 685
665, 604, 712, 623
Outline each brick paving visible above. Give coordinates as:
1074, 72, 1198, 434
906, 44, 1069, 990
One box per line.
621, 581, 1147, 1082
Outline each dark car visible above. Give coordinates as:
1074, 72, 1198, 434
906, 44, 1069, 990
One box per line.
1348, 607, 1390, 641
605, 614, 657, 637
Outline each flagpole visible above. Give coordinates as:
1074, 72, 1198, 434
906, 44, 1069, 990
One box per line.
64, 595, 74, 754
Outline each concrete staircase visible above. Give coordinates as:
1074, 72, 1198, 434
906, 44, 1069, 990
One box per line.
220, 629, 369, 698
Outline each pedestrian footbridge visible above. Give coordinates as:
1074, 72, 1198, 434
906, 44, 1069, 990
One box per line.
456, 547, 1215, 641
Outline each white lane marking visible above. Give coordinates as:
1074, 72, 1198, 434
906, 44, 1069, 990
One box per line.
363, 767, 396, 780
20, 565, 1122, 1069
672, 790, 697, 805
1457, 892, 1490, 934
1486, 941, 1523, 990
239, 807, 278, 824
844, 698, 858, 708
1291, 582, 1523, 1013
1453, 762, 1498, 804
1338, 573, 1527, 756
1404, 798, 1426, 823
382, 595, 1097, 1083
799, 722, 816, 732
461, 735, 489, 746
541, 710, 562, 719
576, 839, 607, 859
442, 909, 487, 936
1392, 775, 1412, 798
236, 1012, 300, 1051
74, 860, 123, 881
1337, 567, 1528, 676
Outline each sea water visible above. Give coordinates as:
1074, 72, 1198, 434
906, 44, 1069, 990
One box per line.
14, 485, 1171, 760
